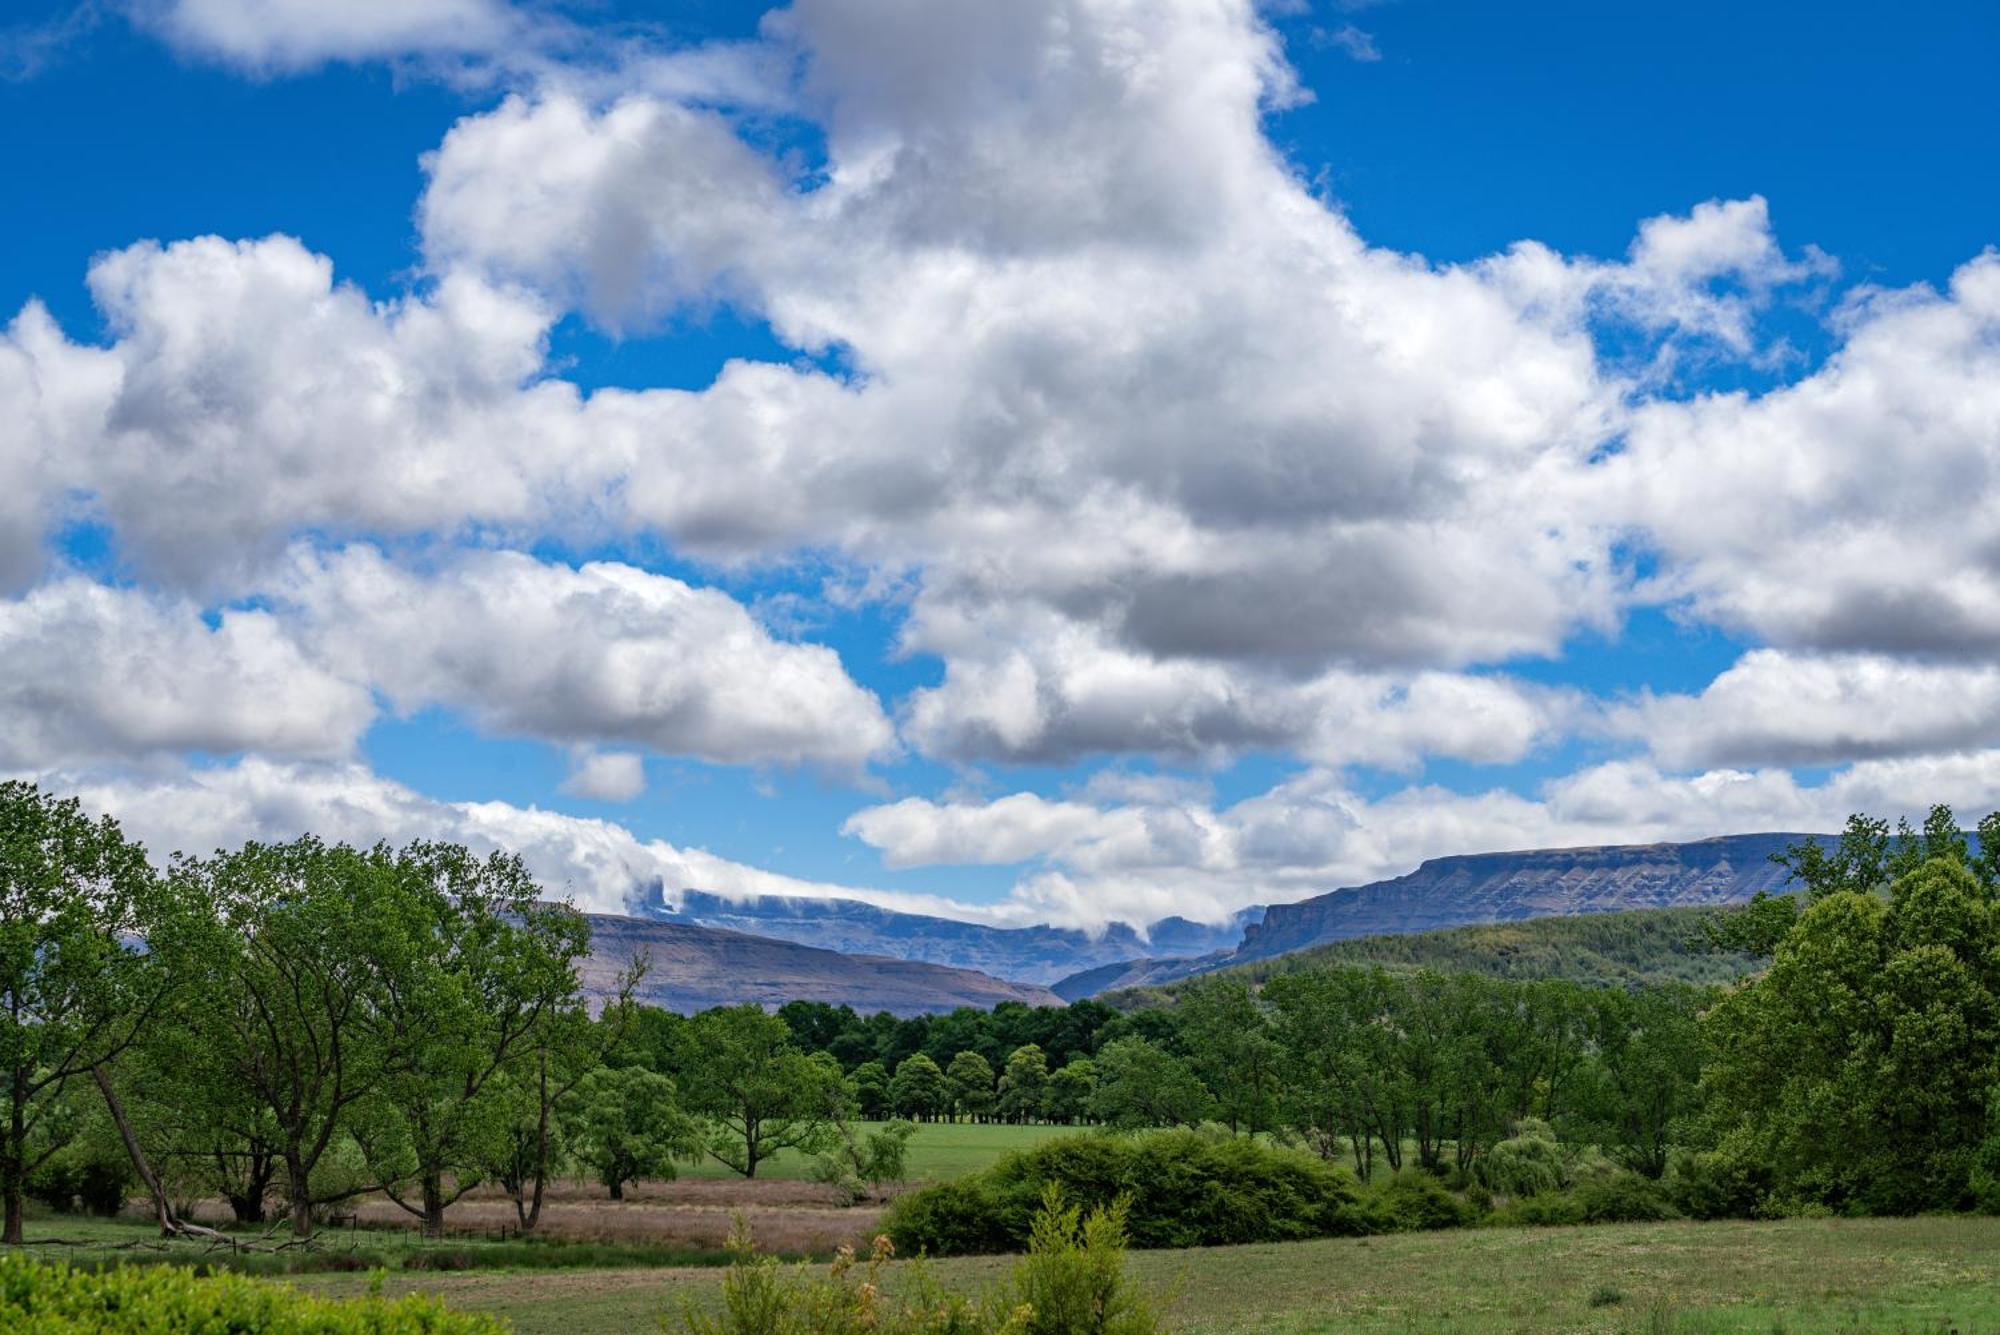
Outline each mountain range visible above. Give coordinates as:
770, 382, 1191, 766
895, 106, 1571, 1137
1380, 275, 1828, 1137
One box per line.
636, 888, 1261, 986
1051, 832, 1826, 997
583, 832, 1827, 1013
578, 912, 1062, 1016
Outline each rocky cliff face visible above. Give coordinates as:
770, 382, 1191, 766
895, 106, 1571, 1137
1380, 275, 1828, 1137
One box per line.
1234, 832, 1821, 962
580, 912, 1064, 1016
641, 890, 1261, 986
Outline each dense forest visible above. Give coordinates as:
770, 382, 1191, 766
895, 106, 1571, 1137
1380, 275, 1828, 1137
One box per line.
7, 780, 2000, 1251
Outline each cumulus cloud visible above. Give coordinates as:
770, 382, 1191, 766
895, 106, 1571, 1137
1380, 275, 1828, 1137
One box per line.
1616, 648, 2000, 770
0, 576, 372, 768
1610, 254, 2000, 655
279, 545, 895, 773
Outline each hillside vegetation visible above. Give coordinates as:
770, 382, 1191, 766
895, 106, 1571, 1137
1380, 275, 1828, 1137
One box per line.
1104, 904, 1763, 1006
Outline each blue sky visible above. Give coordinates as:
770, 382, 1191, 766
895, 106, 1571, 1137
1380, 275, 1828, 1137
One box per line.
3, 1, 1998, 928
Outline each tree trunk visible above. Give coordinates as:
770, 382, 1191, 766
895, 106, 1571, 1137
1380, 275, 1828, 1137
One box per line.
608, 1179, 624, 1201
285, 1151, 314, 1238
421, 1171, 446, 1240
5, 1075, 26, 1245
525, 1051, 550, 1232
92, 1065, 174, 1235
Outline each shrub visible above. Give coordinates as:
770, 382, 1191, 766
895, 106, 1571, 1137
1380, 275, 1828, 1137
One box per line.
681, 1189, 1162, 1335
1475, 1119, 1565, 1199
1576, 1171, 1678, 1223
0, 1252, 504, 1331
813, 1120, 919, 1203
885, 1129, 1367, 1256
1010, 1188, 1163, 1335
27, 1143, 134, 1217
1360, 1171, 1481, 1231
1669, 1148, 1771, 1220
1487, 1191, 1585, 1227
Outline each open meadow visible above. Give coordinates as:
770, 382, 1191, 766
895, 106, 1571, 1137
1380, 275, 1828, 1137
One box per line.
282, 1214, 2000, 1334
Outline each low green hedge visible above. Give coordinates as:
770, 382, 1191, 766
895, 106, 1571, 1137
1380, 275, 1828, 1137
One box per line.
0, 1252, 504, 1332
884, 1129, 1369, 1256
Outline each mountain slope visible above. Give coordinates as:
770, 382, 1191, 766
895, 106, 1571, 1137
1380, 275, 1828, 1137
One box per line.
643, 889, 1261, 986
1056, 832, 1830, 998
1237, 831, 1818, 961
579, 912, 1063, 1016
1096, 905, 1764, 1004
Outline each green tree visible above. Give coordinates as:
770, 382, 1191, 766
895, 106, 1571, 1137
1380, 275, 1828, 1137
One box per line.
945, 1050, 996, 1121
1173, 977, 1280, 1134
1088, 1038, 1212, 1130
170, 838, 419, 1237
997, 1044, 1051, 1123
1047, 1058, 1097, 1125
889, 1052, 952, 1122
360, 845, 592, 1237
487, 981, 643, 1231
1572, 984, 1703, 1179
849, 1060, 890, 1119
1265, 969, 1376, 1172
1698, 856, 2000, 1213
678, 1006, 844, 1177
0, 784, 163, 1244
561, 1065, 700, 1199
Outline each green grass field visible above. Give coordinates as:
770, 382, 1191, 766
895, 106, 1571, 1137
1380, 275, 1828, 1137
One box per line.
286, 1214, 2000, 1334
673, 1119, 1073, 1182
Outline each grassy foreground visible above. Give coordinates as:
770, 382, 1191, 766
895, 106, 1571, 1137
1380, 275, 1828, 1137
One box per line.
291, 1214, 2000, 1333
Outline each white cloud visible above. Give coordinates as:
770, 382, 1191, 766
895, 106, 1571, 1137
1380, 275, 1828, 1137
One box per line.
9, 0, 2000, 936
136, 0, 523, 72
279, 545, 894, 772
0, 576, 372, 768
1610, 253, 2000, 654
1617, 648, 2000, 769
561, 748, 647, 803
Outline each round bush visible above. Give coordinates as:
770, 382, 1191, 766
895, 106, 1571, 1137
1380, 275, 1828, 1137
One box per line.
1475, 1120, 1565, 1199
1577, 1171, 1679, 1223
1361, 1171, 1482, 1231
884, 1129, 1369, 1255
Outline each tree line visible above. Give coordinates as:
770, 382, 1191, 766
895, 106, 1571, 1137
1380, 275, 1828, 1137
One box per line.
9, 777, 2000, 1245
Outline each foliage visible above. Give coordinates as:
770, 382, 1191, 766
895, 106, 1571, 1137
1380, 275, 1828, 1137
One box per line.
890, 1053, 954, 1121
811, 1120, 918, 1203
1045, 1058, 1096, 1125
945, 1052, 996, 1121
1009, 1187, 1163, 1335
0, 784, 164, 1243
1087, 1039, 1212, 1131
0, 1251, 505, 1332
1695, 853, 2000, 1214
1121, 906, 1765, 1002
1358, 1171, 1481, 1231
1474, 1119, 1565, 1199
678, 1006, 846, 1178
563, 1065, 702, 1199
680, 1188, 1160, 1335
1575, 1170, 1678, 1223
1171, 978, 1281, 1134
885, 1128, 1367, 1255
996, 1046, 1051, 1124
